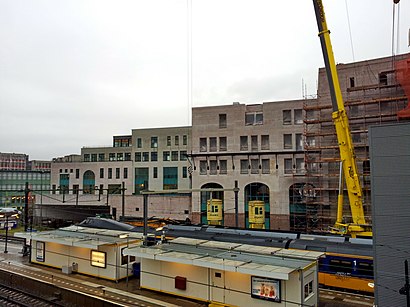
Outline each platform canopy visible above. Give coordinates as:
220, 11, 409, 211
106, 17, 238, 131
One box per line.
15, 226, 143, 249
125, 237, 323, 280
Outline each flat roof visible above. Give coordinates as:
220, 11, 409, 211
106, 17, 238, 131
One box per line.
15, 226, 143, 249
125, 237, 322, 280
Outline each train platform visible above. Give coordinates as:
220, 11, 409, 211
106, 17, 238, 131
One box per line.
0, 242, 206, 307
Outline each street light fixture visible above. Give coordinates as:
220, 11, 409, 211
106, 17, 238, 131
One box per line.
0, 212, 19, 254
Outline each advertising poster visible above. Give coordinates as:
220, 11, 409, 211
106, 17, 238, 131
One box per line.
36, 241, 45, 262
251, 276, 281, 302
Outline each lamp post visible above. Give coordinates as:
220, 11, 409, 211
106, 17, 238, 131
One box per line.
1, 212, 18, 254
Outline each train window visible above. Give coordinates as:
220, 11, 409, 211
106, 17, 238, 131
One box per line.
329, 259, 353, 274
356, 261, 374, 278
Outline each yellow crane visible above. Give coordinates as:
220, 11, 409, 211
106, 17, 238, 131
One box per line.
312, 0, 372, 237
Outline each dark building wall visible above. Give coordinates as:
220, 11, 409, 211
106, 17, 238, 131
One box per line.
370, 122, 410, 307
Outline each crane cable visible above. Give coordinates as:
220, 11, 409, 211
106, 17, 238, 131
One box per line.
392, 0, 400, 70
344, 0, 355, 62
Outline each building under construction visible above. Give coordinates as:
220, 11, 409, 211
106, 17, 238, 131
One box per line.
291, 53, 410, 233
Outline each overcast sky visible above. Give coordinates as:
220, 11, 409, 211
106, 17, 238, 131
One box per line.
0, 0, 409, 160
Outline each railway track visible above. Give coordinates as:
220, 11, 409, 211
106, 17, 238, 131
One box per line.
319, 288, 374, 306
0, 283, 61, 307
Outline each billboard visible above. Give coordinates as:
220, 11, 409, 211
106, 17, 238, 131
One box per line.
251, 276, 281, 302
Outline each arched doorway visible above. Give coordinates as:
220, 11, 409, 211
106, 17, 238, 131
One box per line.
200, 183, 224, 225
83, 170, 96, 194
244, 183, 270, 229
289, 183, 316, 232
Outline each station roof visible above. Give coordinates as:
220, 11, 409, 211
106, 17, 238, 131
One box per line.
125, 237, 323, 280
15, 226, 143, 249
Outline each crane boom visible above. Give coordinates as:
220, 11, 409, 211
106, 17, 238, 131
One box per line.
312, 0, 372, 237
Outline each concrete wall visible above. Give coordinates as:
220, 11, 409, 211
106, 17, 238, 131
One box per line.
140, 258, 315, 306
31, 240, 135, 281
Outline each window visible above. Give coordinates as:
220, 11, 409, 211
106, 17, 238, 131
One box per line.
245, 112, 263, 125
151, 152, 157, 162
116, 153, 123, 161
91, 154, 97, 162
135, 168, 149, 194
183, 135, 187, 145
296, 133, 303, 151
163, 151, 170, 161
352, 132, 361, 143
240, 160, 249, 174
180, 151, 187, 161
219, 137, 227, 151
284, 134, 293, 149
98, 153, 105, 161
350, 105, 359, 117
182, 166, 187, 178
153, 167, 158, 178
151, 137, 158, 148
219, 114, 227, 128
137, 138, 142, 148
210, 137, 217, 152
91, 250, 106, 268
210, 160, 217, 175
167, 136, 171, 146
283, 110, 292, 125
116, 168, 120, 179
200, 138, 207, 152
109, 153, 115, 161
100, 168, 104, 179
349, 77, 355, 88
171, 151, 178, 161
294, 109, 303, 124
142, 152, 149, 162
306, 136, 316, 147
121, 247, 136, 265
108, 168, 112, 179
261, 135, 269, 150
251, 159, 259, 174
125, 153, 131, 161
296, 158, 304, 174
108, 184, 121, 194
199, 161, 207, 175
262, 159, 270, 174
219, 160, 227, 174
75, 169, 80, 179
124, 168, 128, 179
284, 158, 293, 174
175, 135, 179, 146
379, 72, 388, 85
251, 135, 258, 151
135, 152, 141, 162
240, 136, 248, 151
304, 280, 314, 299
163, 167, 178, 190
84, 154, 90, 162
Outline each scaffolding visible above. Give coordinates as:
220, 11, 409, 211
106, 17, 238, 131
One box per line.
299, 54, 409, 233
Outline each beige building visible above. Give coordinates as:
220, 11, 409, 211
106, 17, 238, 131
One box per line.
16, 226, 142, 281
190, 100, 313, 230
126, 237, 321, 307
49, 127, 192, 221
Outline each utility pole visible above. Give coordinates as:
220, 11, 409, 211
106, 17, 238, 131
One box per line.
400, 259, 410, 307
234, 180, 239, 228
24, 182, 29, 232
121, 182, 125, 221
143, 193, 148, 246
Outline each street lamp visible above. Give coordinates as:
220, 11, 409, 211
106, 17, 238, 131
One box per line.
0, 212, 19, 253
